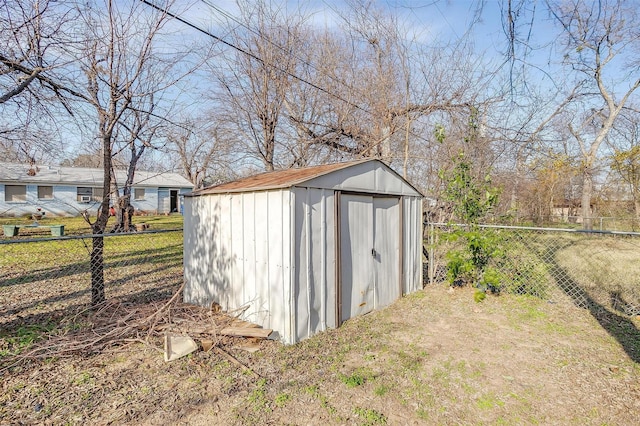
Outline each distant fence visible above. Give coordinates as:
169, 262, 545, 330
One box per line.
512, 215, 640, 232
425, 223, 640, 317
0, 230, 184, 328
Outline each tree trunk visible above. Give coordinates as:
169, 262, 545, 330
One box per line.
90, 234, 105, 305
90, 133, 113, 307
111, 194, 135, 232
581, 166, 593, 230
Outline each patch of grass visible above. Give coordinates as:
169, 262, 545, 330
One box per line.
374, 383, 391, 396
0, 323, 57, 357
248, 378, 270, 412
416, 408, 430, 420
396, 350, 422, 373
1, 214, 183, 237
363, 353, 376, 361
339, 367, 374, 388
476, 393, 505, 410
73, 371, 93, 386
354, 407, 387, 425
304, 385, 319, 396
304, 384, 341, 419
339, 372, 366, 388
274, 392, 291, 407
431, 366, 450, 382
519, 305, 547, 321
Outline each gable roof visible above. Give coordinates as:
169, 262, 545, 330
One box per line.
0, 162, 193, 188
189, 159, 423, 197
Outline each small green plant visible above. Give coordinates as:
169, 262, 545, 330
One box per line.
339, 372, 365, 388
304, 385, 319, 396
354, 407, 387, 425
248, 378, 270, 412
73, 371, 93, 385
474, 290, 487, 303
374, 384, 391, 396
274, 392, 290, 407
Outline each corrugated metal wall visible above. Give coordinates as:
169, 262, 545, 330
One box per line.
293, 187, 337, 342
183, 190, 293, 342
403, 196, 423, 294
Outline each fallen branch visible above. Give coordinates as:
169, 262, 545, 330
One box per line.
145, 281, 185, 341
214, 347, 260, 378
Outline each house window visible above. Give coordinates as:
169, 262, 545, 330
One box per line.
77, 187, 92, 202
5, 185, 27, 202
77, 187, 104, 203
134, 188, 145, 200
93, 187, 103, 202
38, 186, 54, 199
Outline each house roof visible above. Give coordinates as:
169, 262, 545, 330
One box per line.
189, 159, 423, 197
0, 162, 193, 188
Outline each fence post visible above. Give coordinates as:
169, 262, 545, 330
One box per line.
428, 222, 435, 285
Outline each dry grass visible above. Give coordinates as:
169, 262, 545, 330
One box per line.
556, 237, 640, 301
1, 282, 639, 425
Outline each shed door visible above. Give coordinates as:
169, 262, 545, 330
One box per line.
339, 194, 400, 324
374, 197, 400, 308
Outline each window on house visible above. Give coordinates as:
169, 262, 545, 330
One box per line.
92, 187, 103, 202
77, 187, 104, 203
77, 187, 92, 202
5, 185, 27, 202
38, 186, 54, 199
134, 188, 145, 200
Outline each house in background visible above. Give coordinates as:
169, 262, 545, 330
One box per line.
0, 162, 193, 217
183, 159, 424, 344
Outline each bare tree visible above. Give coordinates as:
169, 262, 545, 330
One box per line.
293, 1, 492, 173
207, 0, 307, 171
506, 0, 640, 229
0, 0, 83, 162
0, 0, 80, 105
608, 109, 640, 220
166, 115, 239, 188
69, 0, 182, 305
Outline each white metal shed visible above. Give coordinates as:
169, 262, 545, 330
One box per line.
183, 159, 423, 344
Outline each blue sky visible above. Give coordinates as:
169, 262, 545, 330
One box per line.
173, 0, 555, 74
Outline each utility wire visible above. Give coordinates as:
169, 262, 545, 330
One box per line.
140, 0, 370, 114
139, 0, 471, 151
199, 0, 365, 101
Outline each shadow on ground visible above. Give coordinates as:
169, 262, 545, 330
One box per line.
543, 243, 640, 363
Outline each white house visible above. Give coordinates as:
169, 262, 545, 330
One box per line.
183, 159, 424, 344
0, 162, 193, 217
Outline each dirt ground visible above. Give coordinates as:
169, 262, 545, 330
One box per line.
1, 283, 639, 425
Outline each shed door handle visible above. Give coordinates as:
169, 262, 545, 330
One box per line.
371, 248, 376, 257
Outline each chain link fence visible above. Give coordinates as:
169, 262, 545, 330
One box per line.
425, 223, 640, 317
0, 230, 184, 331
3, 223, 639, 334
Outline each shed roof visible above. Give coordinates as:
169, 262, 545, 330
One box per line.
189, 159, 423, 197
0, 162, 194, 188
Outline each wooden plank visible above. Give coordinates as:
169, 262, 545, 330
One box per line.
230, 319, 260, 328
219, 326, 273, 339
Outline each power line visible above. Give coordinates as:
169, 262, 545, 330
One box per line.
139, 0, 466, 151
199, 0, 365, 102
139, 0, 370, 115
